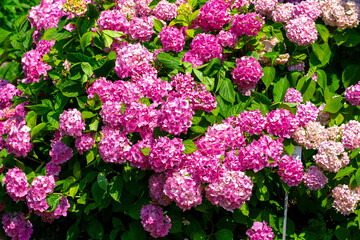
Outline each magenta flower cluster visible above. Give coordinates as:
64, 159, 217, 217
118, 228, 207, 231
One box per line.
3, 167, 29, 201
197, 0, 231, 32
303, 166, 328, 190
140, 204, 172, 238
278, 155, 304, 187
345, 81, 360, 106
231, 56, 263, 93
284, 88, 303, 103
265, 108, 299, 138
59, 108, 85, 137
246, 221, 275, 240
2, 212, 33, 240
158, 26, 185, 52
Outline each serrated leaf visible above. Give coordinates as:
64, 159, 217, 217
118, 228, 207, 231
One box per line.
58, 80, 85, 98
316, 24, 329, 42
157, 52, 181, 69
334, 166, 356, 180
82, 111, 96, 119
109, 176, 124, 202
66, 224, 80, 240
240, 203, 249, 216
153, 19, 164, 32
183, 139, 198, 154
261, 66, 275, 88
215, 229, 233, 240
31, 122, 46, 138
41, 27, 72, 41
26, 111, 37, 128
81, 62, 93, 77
273, 77, 290, 102
323, 97, 344, 113
46, 194, 62, 212
80, 32, 98, 51
87, 220, 104, 240
342, 65, 360, 89
219, 78, 235, 104
73, 161, 81, 179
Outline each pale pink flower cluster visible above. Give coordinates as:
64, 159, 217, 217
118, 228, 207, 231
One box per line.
206, 169, 253, 211
117, 0, 136, 17
272, 3, 295, 23
128, 17, 154, 42
285, 16, 318, 46
345, 81, 360, 106
246, 221, 275, 240
293, 121, 328, 149
163, 169, 203, 210
252, 0, 278, 17
332, 184, 360, 215
342, 120, 360, 150
197, 0, 231, 32
292, 0, 321, 20
284, 88, 303, 103
158, 96, 194, 135
278, 155, 303, 187
318, 0, 360, 29
216, 30, 238, 48
231, 56, 263, 93
149, 173, 172, 206
296, 102, 320, 127
287, 62, 305, 72
115, 43, 155, 79
148, 136, 184, 172
182, 33, 223, 67
303, 166, 328, 190
153, 0, 178, 21
75, 133, 95, 155
59, 108, 85, 137
140, 204, 171, 238
2, 212, 33, 240
265, 108, 299, 138
314, 140, 350, 173
98, 127, 131, 164
3, 167, 29, 201
158, 26, 185, 52
230, 13, 265, 37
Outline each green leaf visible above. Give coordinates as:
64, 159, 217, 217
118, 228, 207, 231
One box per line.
41, 27, 72, 41
216, 95, 231, 118
356, 168, 360, 185
97, 172, 109, 191
46, 194, 62, 212
26, 104, 51, 115
343, 28, 360, 47
66, 224, 80, 240
58, 80, 85, 97
153, 19, 164, 32
261, 66, 276, 89
81, 62, 93, 77
86, 149, 95, 164
310, 42, 331, 67
251, 91, 272, 106
73, 161, 81, 179
91, 182, 106, 204
203, 58, 222, 76
342, 65, 360, 89
183, 139, 198, 154
215, 229, 233, 240
80, 32, 98, 51
140, 147, 150, 157
273, 77, 290, 102
149, 0, 161, 9
334, 166, 356, 180
301, 79, 316, 102
256, 185, 270, 201
31, 122, 46, 138
324, 97, 344, 114
219, 78, 236, 104
157, 52, 181, 69
82, 111, 96, 119
0, 28, 11, 44
316, 69, 327, 90
316, 24, 329, 42
87, 220, 104, 240
26, 111, 37, 129
188, 0, 197, 7
240, 203, 249, 216
109, 176, 124, 202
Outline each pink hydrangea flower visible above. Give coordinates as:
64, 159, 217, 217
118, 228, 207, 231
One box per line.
97, 9, 129, 33
303, 166, 328, 190
197, 0, 231, 32
278, 155, 303, 187
149, 173, 172, 206
292, 0, 321, 20
3, 167, 29, 201
332, 184, 359, 215
345, 81, 360, 106
5, 123, 33, 158
296, 101, 320, 127
140, 204, 171, 238
285, 16, 318, 46
38, 197, 70, 223
231, 0, 251, 11
21, 50, 52, 83
26, 175, 56, 213
0, 79, 23, 109
216, 30, 238, 48
87, 77, 114, 103
49, 140, 73, 165
237, 109, 266, 135
135, 0, 153, 16
231, 56, 263, 93
272, 3, 295, 23
128, 140, 151, 170
189, 33, 223, 63
287, 62, 305, 72
100, 101, 125, 129
98, 127, 131, 164
265, 108, 299, 138
163, 169, 203, 210
158, 26, 185, 52
128, 17, 154, 42
342, 120, 360, 150
230, 13, 264, 37
153, 0, 178, 21
2, 212, 33, 240
284, 88, 303, 103
206, 169, 253, 211
75, 133, 95, 155
158, 96, 194, 135
59, 108, 85, 137
246, 221, 275, 240
148, 136, 184, 172
314, 140, 350, 173
252, 0, 278, 17
46, 161, 62, 176
293, 121, 328, 149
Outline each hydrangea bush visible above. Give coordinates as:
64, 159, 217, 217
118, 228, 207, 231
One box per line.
0, 0, 360, 239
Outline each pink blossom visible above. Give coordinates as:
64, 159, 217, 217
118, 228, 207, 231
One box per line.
296, 101, 320, 127
2, 212, 33, 240
158, 26, 185, 52
285, 16, 318, 46
345, 81, 360, 106
50, 141, 73, 165
140, 204, 171, 238
149, 173, 172, 206
26, 175, 56, 213
230, 13, 265, 37
303, 166, 328, 190
332, 184, 359, 215
197, 0, 231, 32
342, 120, 360, 150
153, 0, 178, 21
272, 3, 295, 23
231, 56, 263, 93
75, 133, 95, 155
128, 17, 154, 42
265, 108, 299, 138
314, 140, 350, 173
59, 108, 85, 137
3, 167, 29, 201
246, 221, 275, 240
284, 88, 303, 103
97, 9, 129, 33
278, 155, 303, 187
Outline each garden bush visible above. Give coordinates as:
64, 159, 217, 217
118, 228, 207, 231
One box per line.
0, 0, 360, 239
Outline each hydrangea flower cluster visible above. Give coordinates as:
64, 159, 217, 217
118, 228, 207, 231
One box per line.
153, 0, 178, 21
296, 101, 320, 127
140, 204, 172, 238
284, 88, 303, 103
206, 170, 253, 211
26, 175, 57, 213
246, 221, 275, 240
149, 173, 172, 206
272, 3, 295, 23
278, 155, 304, 187
253, 0, 278, 17
97, 9, 129, 33
49, 140, 74, 165
128, 140, 151, 169
75, 133, 95, 155
236, 109, 266, 135
345, 81, 360, 106
265, 108, 299, 138
2, 212, 33, 240
303, 166, 328, 190
292, 0, 321, 20
158, 26, 185, 52
163, 169, 203, 210
21, 50, 52, 84
148, 136, 184, 172
5, 122, 33, 158
0, 79, 22, 109
216, 30, 238, 48
59, 109, 85, 137
197, 0, 231, 32
3, 167, 29, 201
342, 120, 360, 150
314, 140, 350, 173
230, 13, 265, 37
128, 17, 154, 42
285, 16, 318, 46
231, 56, 263, 93
293, 121, 328, 149
332, 184, 360, 215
